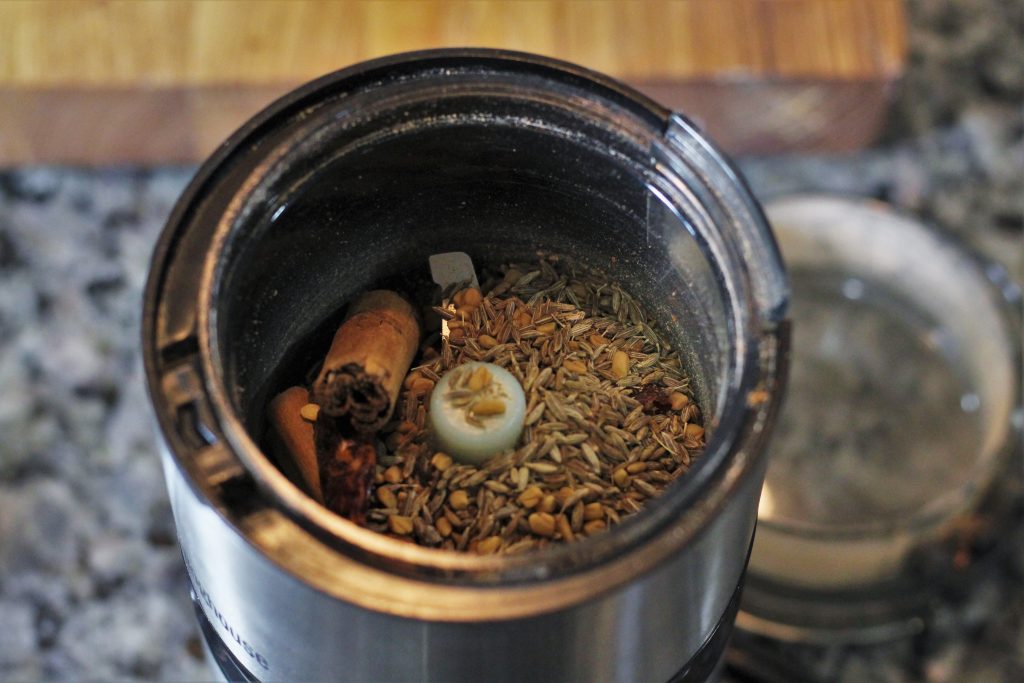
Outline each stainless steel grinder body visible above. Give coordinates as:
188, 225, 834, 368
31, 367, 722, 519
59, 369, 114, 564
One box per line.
143, 50, 789, 682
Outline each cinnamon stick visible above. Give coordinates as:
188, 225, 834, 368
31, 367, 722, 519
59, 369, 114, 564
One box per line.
312, 290, 420, 435
268, 386, 323, 503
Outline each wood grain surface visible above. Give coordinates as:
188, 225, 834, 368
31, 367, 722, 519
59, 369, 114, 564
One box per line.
0, 0, 906, 164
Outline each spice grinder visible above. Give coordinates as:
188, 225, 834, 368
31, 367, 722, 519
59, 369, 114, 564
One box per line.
143, 50, 788, 682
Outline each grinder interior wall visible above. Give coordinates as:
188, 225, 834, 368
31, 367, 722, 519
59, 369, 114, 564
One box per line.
215, 118, 730, 444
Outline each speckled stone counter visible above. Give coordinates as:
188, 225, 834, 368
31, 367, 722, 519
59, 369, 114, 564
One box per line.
0, 168, 210, 681
0, 1, 1020, 681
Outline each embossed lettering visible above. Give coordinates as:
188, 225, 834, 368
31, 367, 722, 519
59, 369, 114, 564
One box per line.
183, 555, 271, 670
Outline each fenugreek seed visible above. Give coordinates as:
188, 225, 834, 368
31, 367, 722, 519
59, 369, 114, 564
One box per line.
611, 351, 630, 379
683, 423, 705, 440
613, 468, 630, 487
410, 377, 435, 394
389, 515, 414, 535
517, 485, 543, 508
435, 516, 453, 537
584, 502, 604, 521
397, 420, 418, 433
476, 535, 502, 554
377, 487, 398, 510
431, 452, 453, 471
583, 519, 607, 535
449, 490, 470, 510
539, 495, 557, 514
555, 486, 575, 505
529, 512, 556, 537
462, 288, 483, 307
403, 371, 423, 389
536, 322, 557, 334
478, 334, 499, 349
468, 365, 493, 391
384, 466, 403, 484
556, 514, 574, 541
449, 327, 466, 340
588, 333, 610, 347
471, 399, 506, 416
669, 392, 689, 410
563, 359, 588, 375
299, 403, 320, 422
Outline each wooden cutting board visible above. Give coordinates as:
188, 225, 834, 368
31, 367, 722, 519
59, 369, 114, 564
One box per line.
0, 0, 906, 164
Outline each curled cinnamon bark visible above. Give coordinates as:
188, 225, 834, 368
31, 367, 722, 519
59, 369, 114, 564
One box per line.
312, 290, 420, 435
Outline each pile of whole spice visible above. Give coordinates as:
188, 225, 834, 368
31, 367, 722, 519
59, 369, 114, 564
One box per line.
360, 257, 707, 554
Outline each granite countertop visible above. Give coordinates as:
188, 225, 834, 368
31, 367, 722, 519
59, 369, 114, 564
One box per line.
0, 0, 1020, 681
